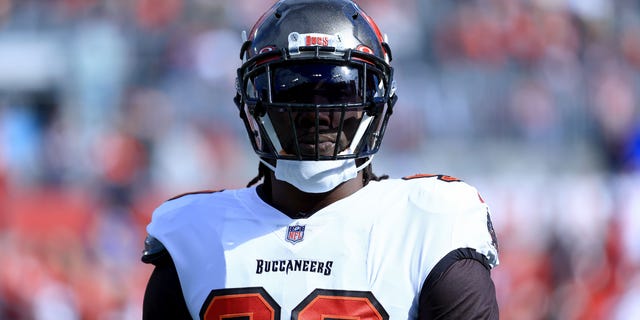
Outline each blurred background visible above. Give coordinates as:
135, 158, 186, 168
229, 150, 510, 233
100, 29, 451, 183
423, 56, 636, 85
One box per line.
0, 0, 638, 319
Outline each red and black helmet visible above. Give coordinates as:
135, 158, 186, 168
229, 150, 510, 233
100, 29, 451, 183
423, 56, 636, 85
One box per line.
235, 0, 397, 161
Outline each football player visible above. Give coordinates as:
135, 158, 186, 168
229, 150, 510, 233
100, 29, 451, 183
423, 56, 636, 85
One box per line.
142, 0, 500, 319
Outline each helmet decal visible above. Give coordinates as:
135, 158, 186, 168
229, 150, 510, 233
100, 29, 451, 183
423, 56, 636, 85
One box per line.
258, 45, 277, 54
356, 45, 374, 54
288, 32, 345, 54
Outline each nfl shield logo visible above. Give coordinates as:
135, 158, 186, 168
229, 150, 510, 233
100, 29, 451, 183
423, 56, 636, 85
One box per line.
286, 225, 305, 244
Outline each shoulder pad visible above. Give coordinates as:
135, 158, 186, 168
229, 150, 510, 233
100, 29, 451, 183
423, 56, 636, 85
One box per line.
402, 173, 462, 182
141, 235, 168, 264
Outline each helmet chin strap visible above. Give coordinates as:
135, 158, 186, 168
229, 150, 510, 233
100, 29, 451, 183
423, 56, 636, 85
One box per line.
259, 155, 373, 173
259, 155, 374, 193
354, 155, 374, 172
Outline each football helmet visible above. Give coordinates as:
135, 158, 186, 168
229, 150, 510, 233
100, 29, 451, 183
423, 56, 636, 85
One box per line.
235, 0, 397, 161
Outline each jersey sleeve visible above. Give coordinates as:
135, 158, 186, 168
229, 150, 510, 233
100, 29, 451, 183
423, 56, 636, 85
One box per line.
140, 195, 194, 264
141, 199, 194, 318
141, 192, 228, 319
407, 176, 500, 268
406, 176, 500, 318
451, 185, 499, 268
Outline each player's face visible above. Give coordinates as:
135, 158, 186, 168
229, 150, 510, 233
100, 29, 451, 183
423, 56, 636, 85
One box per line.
268, 106, 363, 157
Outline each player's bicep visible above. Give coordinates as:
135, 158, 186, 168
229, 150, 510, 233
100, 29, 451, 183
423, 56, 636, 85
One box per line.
418, 248, 498, 320
142, 237, 191, 319
143, 255, 191, 319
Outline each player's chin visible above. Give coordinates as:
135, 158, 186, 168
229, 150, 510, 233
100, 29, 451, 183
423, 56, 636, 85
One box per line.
290, 141, 340, 157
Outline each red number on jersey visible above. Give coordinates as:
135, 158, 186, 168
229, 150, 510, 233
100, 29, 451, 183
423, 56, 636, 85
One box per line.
200, 287, 280, 320
199, 288, 388, 320
292, 289, 388, 320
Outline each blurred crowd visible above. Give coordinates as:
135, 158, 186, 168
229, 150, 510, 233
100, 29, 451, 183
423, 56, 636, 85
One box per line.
0, 0, 638, 319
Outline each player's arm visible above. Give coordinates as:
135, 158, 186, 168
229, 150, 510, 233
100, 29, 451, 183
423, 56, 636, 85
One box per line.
142, 236, 191, 320
418, 248, 499, 319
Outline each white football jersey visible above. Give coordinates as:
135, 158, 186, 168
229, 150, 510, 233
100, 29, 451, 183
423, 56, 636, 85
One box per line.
147, 175, 499, 319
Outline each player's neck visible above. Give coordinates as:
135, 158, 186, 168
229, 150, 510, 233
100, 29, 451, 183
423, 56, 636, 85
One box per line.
263, 171, 365, 219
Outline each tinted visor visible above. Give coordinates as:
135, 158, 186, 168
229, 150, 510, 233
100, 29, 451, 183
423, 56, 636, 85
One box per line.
247, 62, 382, 105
